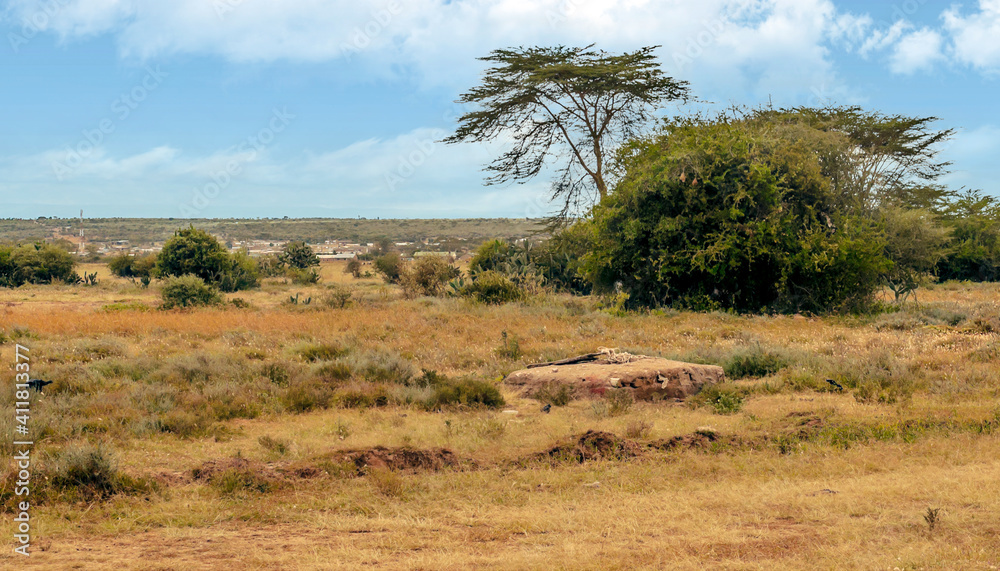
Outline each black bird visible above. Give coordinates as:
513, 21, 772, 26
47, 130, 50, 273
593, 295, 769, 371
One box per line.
826, 379, 844, 392
27, 379, 53, 392
541, 404, 552, 413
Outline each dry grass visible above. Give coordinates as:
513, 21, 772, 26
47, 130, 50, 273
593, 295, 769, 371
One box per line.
1, 274, 1000, 569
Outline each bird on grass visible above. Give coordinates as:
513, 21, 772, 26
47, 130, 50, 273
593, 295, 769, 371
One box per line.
541, 404, 552, 413
27, 379, 53, 392
826, 379, 844, 392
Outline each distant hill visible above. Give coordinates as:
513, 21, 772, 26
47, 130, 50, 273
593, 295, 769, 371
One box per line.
0, 218, 547, 245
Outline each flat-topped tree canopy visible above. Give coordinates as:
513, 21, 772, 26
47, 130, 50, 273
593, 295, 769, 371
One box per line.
445, 45, 691, 221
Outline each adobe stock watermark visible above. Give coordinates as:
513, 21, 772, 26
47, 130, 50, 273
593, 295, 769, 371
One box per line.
12, 343, 34, 556
338, 1, 403, 61
546, 0, 580, 27
876, 0, 932, 27
51, 66, 168, 180
7, 0, 71, 53
180, 107, 295, 217
671, 19, 727, 73
383, 129, 445, 192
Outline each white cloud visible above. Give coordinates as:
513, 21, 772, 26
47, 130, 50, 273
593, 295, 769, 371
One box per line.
858, 20, 908, 57
943, 0, 1000, 72
3, 0, 864, 103
889, 27, 945, 74
856, 0, 1000, 76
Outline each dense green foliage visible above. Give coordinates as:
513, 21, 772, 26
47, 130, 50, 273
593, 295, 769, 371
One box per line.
107, 253, 157, 279
585, 111, 892, 312
156, 227, 259, 292
457, 270, 527, 304
468, 235, 591, 295
157, 227, 232, 283
424, 378, 505, 410
0, 242, 77, 287
401, 256, 461, 297
160, 276, 223, 309
373, 253, 405, 284
936, 190, 1000, 282
279, 241, 320, 269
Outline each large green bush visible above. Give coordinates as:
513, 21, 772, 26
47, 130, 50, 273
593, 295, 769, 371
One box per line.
161, 276, 223, 309
0, 243, 77, 287
458, 270, 526, 304
156, 227, 259, 292
108, 253, 157, 279
936, 190, 1000, 282
584, 113, 891, 313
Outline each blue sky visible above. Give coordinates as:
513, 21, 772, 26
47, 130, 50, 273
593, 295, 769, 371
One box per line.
1, 0, 998, 219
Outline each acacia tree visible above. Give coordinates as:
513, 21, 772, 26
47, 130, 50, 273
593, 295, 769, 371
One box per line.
445, 45, 690, 218
775, 106, 955, 214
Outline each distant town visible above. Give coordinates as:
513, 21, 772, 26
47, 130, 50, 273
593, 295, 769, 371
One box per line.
0, 216, 546, 263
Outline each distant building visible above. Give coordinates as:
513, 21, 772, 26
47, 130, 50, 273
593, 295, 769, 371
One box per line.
413, 251, 457, 260
318, 253, 358, 262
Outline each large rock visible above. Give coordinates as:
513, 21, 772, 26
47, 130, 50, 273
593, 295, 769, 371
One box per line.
505, 357, 725, 401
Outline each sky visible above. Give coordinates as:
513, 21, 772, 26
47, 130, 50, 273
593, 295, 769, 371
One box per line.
0, 0, 998, 219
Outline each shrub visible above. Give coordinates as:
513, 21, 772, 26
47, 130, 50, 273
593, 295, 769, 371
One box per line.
401, 256, 461, 297
108, 253, 156, 279
210, 467, 278, 496
344, 258, 362, 278
160, 276, 222, 309
283, 379, 335, 413
218, 250, 261, 292
337, 385, 391, 409
323, 285, 353, 308
280, 241, 320, 269
724, 346, 789, 379
156, 227, 259, 292
374, 252, 405, 284
296, 342, 349, 362
341, 349, 416, 385
289, 268, 321, 285
157, 226, 231, 284
584, 111, 893, 313
257, 254, 286, 277
459, 270, 526, 304
469, 239, 515, 274
0, 243, 77, 287
260, 362, 291, 386
494, 330, 522, 360
48, 444, 156, 501
314, 361, 353, 383
695, 385, 746, 415
424, 378, 505, 410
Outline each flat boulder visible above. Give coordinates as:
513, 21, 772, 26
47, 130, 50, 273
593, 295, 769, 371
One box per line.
505, 355, 724, 401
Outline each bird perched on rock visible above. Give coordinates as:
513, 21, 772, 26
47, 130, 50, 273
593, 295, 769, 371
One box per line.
541, 404, 551, 413
27, 379, 53, 392
826, 379, 844, 392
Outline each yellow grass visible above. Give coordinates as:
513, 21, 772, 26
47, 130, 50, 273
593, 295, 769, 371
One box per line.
1, 274, 999, 569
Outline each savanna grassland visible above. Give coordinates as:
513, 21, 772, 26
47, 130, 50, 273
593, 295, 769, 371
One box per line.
1, 262, 1000, 570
